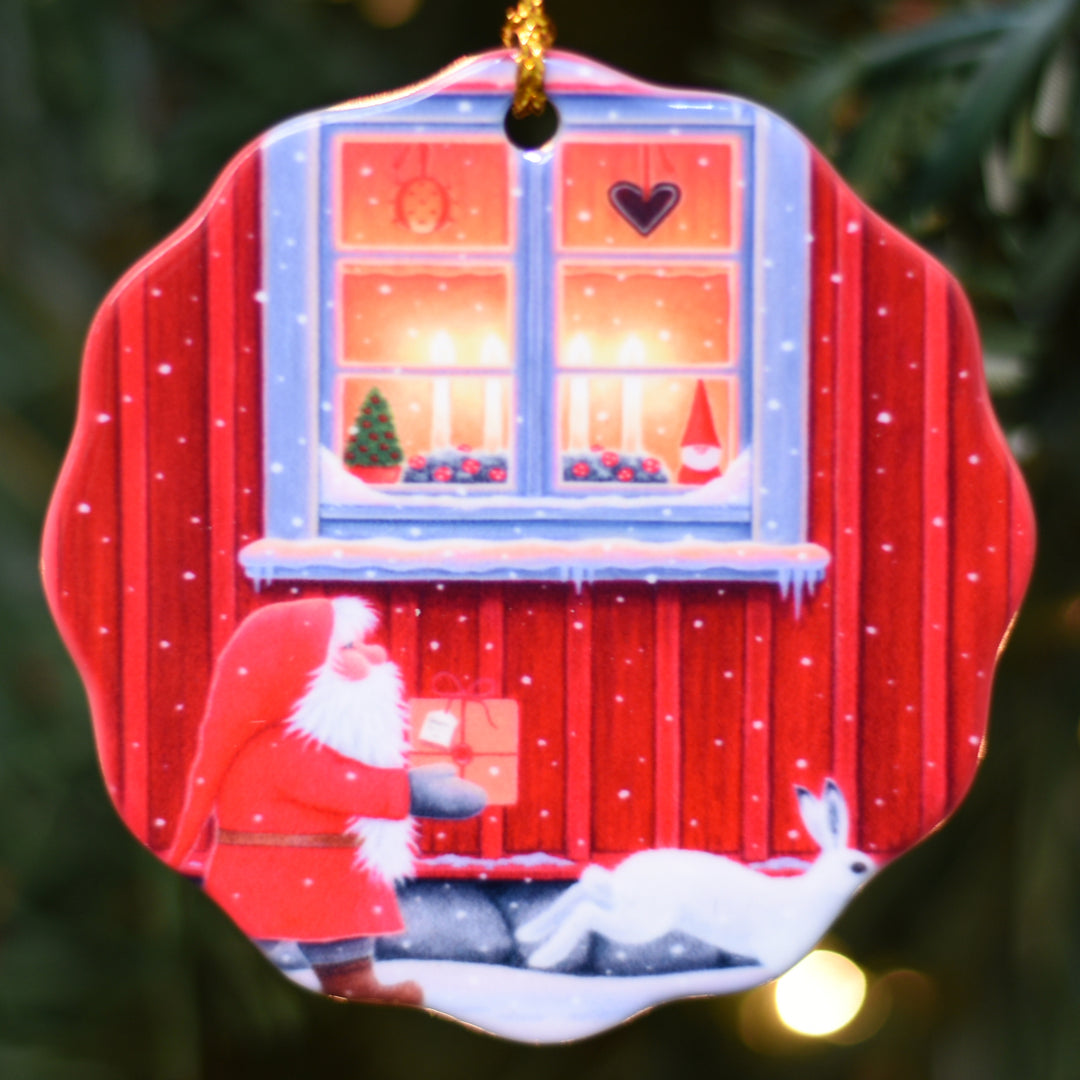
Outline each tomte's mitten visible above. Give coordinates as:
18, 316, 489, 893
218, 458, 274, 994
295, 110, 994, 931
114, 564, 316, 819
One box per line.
408, 763, 488, 820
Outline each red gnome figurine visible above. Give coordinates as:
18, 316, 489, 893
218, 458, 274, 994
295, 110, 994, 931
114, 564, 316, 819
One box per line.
677, 379, 724, 485
165, 597, 485, 1006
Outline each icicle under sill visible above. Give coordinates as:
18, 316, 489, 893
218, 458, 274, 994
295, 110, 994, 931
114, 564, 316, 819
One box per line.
239, 536, 830, 610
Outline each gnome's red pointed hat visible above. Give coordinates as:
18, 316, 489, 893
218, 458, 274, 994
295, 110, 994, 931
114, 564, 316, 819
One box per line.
165, 597, 376, 866
681, 379, 721, 448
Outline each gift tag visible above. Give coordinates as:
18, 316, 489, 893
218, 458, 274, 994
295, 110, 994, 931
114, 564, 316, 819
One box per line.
43, 2, 1034, 1044
418, 708, 460, 748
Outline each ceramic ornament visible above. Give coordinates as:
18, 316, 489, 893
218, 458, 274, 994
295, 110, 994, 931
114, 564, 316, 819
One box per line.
42, 41, 1034, 1042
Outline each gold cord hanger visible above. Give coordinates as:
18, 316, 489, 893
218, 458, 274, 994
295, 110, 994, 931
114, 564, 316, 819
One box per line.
502, 0, 556, 118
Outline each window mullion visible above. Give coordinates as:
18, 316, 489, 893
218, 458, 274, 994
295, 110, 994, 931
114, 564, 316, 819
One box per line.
517, 151, 555, 497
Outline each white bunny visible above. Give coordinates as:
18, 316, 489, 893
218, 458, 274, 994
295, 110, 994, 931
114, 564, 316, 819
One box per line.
517, 779, 875, 972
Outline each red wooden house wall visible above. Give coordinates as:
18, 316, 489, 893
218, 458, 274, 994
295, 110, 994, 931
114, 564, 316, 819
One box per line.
43, 137, 1035, 877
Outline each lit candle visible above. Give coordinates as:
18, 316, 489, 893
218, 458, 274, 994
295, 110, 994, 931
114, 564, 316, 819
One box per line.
481, 335, 507, 452
619, 335, 646, 454
567, 334, 592, 451
429, 331, 455, 449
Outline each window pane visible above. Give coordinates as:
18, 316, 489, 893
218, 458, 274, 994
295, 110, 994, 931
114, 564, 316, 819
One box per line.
339, 266, 513, 369
559, 139, 742, 252
556, 375, 740, 489
338, 375, 513, 487
559, 265, 736, 368
335, 138, 513, 250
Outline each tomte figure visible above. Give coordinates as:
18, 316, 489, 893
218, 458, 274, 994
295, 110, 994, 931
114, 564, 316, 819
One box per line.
677, 379, 724, 485
165, 597, 486, 1005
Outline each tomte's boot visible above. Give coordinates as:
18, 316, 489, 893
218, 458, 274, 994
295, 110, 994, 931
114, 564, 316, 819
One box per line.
313, 957, 423, 1007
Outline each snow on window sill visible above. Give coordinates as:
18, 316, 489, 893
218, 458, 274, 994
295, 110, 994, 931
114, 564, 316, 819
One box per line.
318, 445, 754, 514
239, 534, 829, 604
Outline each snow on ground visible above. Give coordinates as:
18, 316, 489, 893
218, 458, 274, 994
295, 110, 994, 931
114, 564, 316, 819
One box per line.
285, 958, 773, 1042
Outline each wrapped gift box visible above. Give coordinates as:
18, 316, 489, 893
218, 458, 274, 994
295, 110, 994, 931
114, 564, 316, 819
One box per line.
408, 680, 520, 806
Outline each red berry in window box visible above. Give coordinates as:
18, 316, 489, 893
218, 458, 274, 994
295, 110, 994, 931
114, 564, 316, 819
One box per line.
616, 467, 635, 482
572, 461, 591, 478
432, 465, 454, 482
601, 451, 620, 468
462, 458, 482, 475
408, 455, 427, 470
642, 457, 661, 474
487, 467, 508, 482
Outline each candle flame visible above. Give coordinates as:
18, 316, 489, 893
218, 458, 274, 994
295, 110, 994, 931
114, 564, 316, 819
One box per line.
481, 334, 508, 368
567, 333, 593, 368
619, 335, 647, 368
430, 331, 456, 367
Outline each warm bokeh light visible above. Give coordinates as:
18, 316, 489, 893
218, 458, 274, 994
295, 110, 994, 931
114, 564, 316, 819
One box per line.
356, 0, 424, 29
774, 950, 867, 1037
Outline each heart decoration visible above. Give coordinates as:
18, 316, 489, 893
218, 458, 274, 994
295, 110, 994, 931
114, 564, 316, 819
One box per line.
608, 181, 682, 236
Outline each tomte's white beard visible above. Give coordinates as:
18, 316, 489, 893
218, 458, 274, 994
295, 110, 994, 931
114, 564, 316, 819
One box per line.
287, 660, 416, 885
681, 444, 722, 471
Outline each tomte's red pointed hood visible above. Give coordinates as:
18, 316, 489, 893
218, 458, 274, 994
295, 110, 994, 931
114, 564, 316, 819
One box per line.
680, 379, 721, 448
165, 599, 334, 866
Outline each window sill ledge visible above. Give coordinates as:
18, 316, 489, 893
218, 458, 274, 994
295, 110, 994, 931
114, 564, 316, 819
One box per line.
240, 535, 829, 600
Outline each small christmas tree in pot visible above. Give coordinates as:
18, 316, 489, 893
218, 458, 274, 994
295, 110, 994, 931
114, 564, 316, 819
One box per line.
344, 387, 404, 483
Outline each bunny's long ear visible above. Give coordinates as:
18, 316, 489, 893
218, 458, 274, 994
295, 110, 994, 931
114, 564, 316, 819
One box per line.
822, 779, 850, 849
796, 785, 829, 850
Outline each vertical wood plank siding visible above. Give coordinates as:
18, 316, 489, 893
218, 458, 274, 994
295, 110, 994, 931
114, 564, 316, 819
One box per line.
504, 586, 570, 856
43, 145, 1033, 871
653, 586, 682, 848
922, 262, 951, 831
45, 307, 123, 801
947, 287, 1014, 804
145, 231, 213, 849
769, 158, 838, 857
679, 586, 745, 853
479, 589, 507, 858
591, 587, 656, 854
117, 278, 150, 839
859, 214, 927, 854
207, 185, 240, 660
831, 175, 865, 830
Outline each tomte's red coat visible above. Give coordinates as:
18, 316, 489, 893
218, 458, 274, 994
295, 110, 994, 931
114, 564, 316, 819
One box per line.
205, 727, 410, 941
42, 60, 1035, 883
163, 596, 411, 940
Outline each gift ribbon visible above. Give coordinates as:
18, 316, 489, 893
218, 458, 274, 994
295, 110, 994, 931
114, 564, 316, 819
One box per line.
423, 672, 503, 767
430, 672, 499, 729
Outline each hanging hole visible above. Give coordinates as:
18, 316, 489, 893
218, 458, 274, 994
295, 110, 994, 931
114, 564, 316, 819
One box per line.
504, 102, 560, 150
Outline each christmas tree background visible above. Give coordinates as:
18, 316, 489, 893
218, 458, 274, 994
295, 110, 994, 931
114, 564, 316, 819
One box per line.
345, 387, 404, 470
1, 0, 1078, 1076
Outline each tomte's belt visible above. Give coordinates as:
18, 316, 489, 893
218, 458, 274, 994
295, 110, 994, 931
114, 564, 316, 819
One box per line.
217, 829, 361, 849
